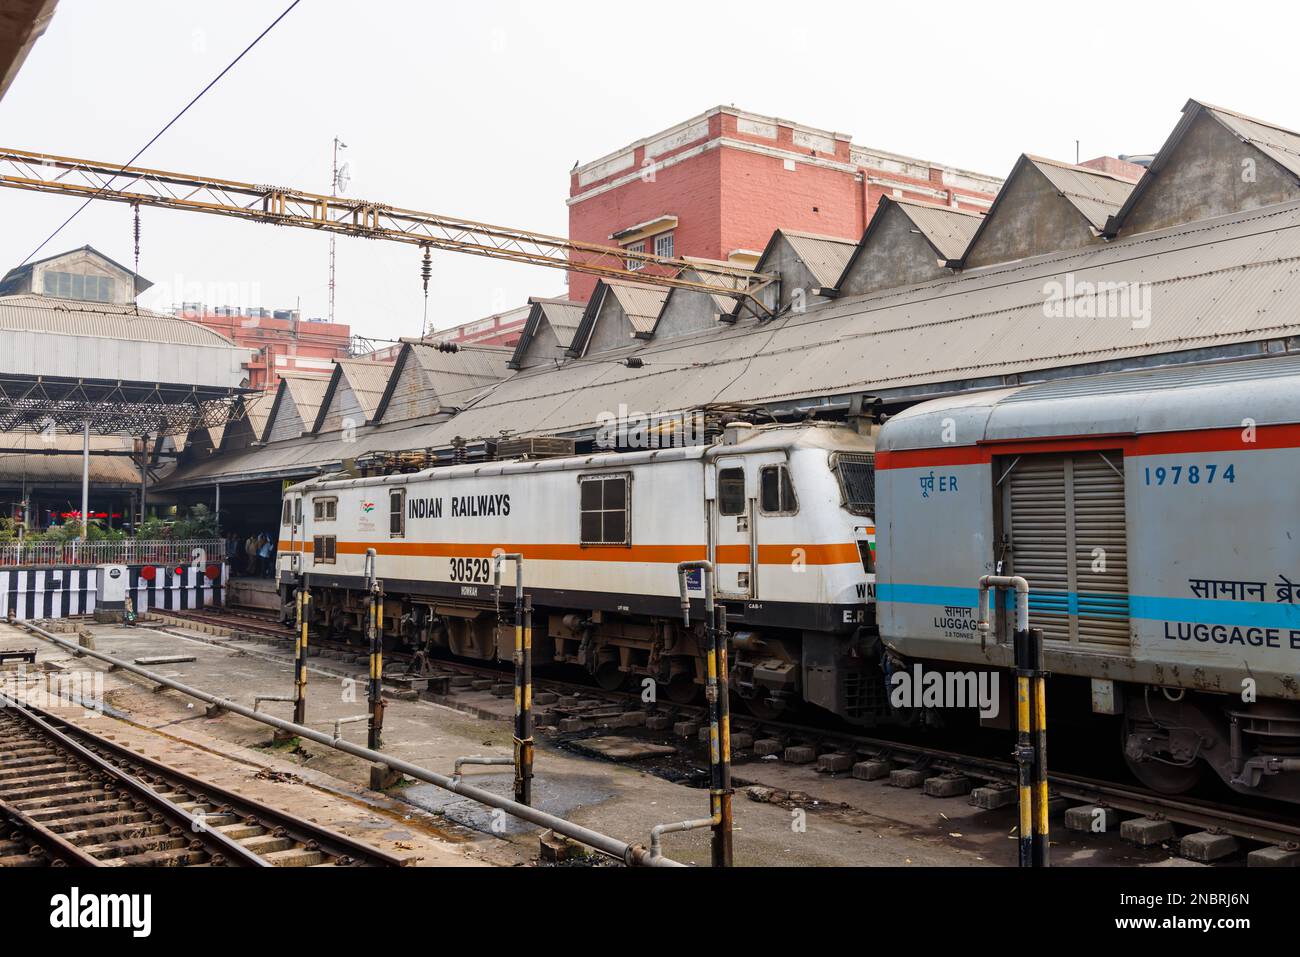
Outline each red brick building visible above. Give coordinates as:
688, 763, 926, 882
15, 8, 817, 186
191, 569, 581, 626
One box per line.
567, 106, 1005, 301
177, 307, 352, 390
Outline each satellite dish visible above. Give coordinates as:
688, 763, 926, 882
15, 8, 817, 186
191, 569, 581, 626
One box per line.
335, 162, 351, 195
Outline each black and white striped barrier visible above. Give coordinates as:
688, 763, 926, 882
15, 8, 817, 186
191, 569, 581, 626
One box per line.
0, 563, 227, 621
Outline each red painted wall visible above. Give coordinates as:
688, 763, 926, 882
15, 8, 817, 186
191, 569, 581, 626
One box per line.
567, 109, 1001, 302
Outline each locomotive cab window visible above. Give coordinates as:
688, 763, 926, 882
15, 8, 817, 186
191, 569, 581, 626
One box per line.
293, 497, 302, 525
390, 488, 405, 538
312, 535, 336, 564
281, 499, 292, 525
831, 452, 875, 516
718, 468, 747, 515
579, 473, 629, 546
759, 465, 798, 514
313, 497, 337, 521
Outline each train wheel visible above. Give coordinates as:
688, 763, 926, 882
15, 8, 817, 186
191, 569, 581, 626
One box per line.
593, 662, 628, 691
1121, 722, 1206, 794
664, 672, 702, 704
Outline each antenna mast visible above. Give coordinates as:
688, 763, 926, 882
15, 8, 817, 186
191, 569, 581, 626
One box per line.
328, 135, 348, 324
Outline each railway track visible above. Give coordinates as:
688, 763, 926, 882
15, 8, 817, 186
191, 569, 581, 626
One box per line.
0, 693, 406, 868
146, 608, 1300, 855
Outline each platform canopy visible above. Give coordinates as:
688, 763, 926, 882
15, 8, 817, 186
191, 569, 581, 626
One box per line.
0, 288, 254, 435
0, 372, 245, 435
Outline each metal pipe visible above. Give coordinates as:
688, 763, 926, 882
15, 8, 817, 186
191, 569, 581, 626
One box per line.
650, 816, 717, 862
254, 694, 294, 712
16, 619, 681, 867
977, 574, 1029, 634
333, 714, 368, 739
453, 755, 514, 779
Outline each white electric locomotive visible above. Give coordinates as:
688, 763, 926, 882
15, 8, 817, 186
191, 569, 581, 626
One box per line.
875, 355, 1300, 803
277, 421, 878, 721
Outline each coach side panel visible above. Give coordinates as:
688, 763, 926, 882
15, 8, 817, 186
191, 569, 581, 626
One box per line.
877, 452, 997, 658
293, 460, 709, 615
1126, 444, 1300, 700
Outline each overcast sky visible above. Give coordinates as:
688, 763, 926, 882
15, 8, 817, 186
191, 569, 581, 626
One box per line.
1, 0, 1297, 345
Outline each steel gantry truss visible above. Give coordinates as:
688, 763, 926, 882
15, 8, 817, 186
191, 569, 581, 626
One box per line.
0, 373, 245, 435
0, 147, 778, 314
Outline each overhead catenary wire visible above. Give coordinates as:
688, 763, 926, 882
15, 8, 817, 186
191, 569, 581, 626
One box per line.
17, 0, 304, 269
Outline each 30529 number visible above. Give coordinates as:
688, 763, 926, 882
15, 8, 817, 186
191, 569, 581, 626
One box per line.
448, 557, 492, 583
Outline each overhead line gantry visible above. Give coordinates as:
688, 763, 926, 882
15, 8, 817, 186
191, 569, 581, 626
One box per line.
0, 146, 777, 316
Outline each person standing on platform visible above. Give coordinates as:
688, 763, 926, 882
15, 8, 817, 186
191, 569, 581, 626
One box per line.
258, 533, 274, 579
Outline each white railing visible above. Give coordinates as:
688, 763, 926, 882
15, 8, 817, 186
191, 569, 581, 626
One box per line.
0, 539, 226, 567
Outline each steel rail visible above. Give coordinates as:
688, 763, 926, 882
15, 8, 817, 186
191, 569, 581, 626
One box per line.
17, 620, 682, 867
0, 693, 268, 866
25, 702, 408, 867
0, 793, 102, 867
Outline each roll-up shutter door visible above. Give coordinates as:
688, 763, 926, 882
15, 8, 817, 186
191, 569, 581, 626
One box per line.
1002, 451, 1130, 649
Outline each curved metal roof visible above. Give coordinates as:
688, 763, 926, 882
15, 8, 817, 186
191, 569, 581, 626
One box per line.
878, 353, 1300, 451
0, 294, 237, 347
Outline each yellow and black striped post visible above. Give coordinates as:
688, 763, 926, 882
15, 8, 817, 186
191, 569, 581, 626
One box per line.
1030, 627, 1050, 867
514, 594, 534, 806
676, 559, 734, 868
1013, 624, 1050, 867
495, 553, 532, 806
368, 584, 385, 750
293, 577, 310, 726
712, 604, 734, 868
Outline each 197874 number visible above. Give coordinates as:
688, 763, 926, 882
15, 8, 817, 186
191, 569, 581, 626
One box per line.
1144, 463, 1236, 486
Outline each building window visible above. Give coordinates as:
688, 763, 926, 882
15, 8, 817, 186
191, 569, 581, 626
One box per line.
759, 465, 798, 515
654, 232, 674, 259
625, 241, 645, 271
313, 497, 337, 521
43, 270, 115, 303
313, 535, 336, 564
390, 489, 405, 538
579, 473, 629, 545
718, 467, 747, 516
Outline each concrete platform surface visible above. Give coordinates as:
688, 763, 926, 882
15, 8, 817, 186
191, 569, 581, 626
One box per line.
0, 621, 1187, 867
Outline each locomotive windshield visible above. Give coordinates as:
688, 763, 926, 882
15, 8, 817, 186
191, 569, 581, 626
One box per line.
831, 452, 875, 515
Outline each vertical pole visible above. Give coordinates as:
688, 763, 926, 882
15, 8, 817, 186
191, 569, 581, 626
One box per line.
215, 482, 221, 523
138, 434, 149, 528
368, 584, 384, 750
713, 603, 734, 868
1014, 618, 1034, 868
294, 576, 310, 726
1030, 627, 1050, 867
514, 594, 534, 806
80, 419, 90, 542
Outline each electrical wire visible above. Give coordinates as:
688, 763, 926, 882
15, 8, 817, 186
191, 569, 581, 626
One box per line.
17, 0, 304, 269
